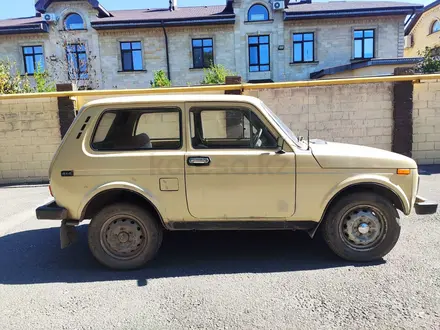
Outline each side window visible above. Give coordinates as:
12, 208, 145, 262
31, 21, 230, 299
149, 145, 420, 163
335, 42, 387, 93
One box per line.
190, 108, 277, 149
93, 112, 116, 143
91, 108, 181, 151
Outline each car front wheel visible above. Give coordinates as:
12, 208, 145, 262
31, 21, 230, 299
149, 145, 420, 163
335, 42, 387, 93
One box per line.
322, 192, 401, 261
88, 203, 163, 270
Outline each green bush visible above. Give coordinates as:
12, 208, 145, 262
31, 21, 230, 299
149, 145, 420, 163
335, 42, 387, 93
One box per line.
201, 64, 236, 85
150, 70, 171, 88
34, 63, 56, 93
0, 61, 32, 94
416, 46, 440, 74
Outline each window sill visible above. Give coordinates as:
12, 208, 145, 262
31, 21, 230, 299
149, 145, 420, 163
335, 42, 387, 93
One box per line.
117, 70, 147, 73
289, 61, 319, 65
189, 67, 208, 71
244, 19, 274, 24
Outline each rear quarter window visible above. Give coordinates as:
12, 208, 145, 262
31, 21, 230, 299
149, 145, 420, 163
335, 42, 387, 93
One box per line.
91, 108, 181, 151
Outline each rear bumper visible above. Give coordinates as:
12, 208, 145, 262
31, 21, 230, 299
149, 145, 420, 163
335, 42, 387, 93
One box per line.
36, 200, 68, 220
414, 196, 438, 215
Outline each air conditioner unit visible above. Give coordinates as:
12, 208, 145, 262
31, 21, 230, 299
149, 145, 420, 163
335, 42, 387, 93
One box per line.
43, 13, 57, 22
273, 0, 285, 10
404, 34, 413, 49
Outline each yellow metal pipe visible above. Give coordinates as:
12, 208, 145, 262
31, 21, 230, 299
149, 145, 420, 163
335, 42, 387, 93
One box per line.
0, 73, 439, 100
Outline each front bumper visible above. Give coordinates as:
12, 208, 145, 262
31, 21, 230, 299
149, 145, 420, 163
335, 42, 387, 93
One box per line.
36, 200, 68, 220
414, 196, 438, 215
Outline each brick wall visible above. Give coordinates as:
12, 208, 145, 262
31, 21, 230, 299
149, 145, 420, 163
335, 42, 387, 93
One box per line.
245, 82, 393, 150
282, 16, 405, 81
0, 97, 61, 184
412, 79, 440, 164
0, 1, 409, 89
2, 79, 440, 185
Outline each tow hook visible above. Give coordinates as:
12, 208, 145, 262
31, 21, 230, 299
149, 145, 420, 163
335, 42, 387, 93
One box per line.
60, 220, 80, 249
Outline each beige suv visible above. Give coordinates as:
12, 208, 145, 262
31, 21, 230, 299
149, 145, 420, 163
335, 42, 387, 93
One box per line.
36, 95, 437, 269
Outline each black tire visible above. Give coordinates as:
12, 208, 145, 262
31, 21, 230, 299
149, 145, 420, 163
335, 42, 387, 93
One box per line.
88, 203, 163, 270
322, 192, 400, 262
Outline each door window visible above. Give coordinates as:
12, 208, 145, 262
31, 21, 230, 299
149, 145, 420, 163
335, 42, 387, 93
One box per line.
190, 108, 277, 149
91, 108, 181, 151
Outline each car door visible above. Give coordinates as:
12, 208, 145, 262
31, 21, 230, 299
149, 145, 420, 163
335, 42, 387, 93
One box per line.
184, 102, 296, 220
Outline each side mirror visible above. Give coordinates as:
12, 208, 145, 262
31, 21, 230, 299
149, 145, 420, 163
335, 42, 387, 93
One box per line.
276, 138, 286, 154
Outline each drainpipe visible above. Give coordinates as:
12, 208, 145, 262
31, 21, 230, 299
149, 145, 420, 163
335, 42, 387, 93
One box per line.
161, 20, 171, 81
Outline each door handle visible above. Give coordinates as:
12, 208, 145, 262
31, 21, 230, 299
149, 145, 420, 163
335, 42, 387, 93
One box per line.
188, 156, 211, 166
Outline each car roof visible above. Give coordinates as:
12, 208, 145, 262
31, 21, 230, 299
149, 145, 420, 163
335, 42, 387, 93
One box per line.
82, 94, 262, 109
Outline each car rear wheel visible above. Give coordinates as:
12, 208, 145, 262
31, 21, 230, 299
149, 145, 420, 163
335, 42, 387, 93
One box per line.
88, 203, 163, 270
322, 192, 400, 261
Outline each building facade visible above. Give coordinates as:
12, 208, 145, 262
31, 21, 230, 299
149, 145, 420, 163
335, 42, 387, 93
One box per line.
404, 0, 440, 57
0, 0, 422, 89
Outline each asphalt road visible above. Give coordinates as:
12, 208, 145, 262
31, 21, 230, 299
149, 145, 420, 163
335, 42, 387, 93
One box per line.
0, 167, 439, 330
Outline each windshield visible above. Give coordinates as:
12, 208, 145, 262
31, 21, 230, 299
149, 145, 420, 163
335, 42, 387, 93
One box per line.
260, 101, 301, 145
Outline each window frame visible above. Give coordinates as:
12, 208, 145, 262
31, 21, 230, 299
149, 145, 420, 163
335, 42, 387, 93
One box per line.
292, 32, 315, 63
66, 43, 88, 80
431, 20, 440, 34
191, 38, 214, 69
353, 29, 375, 60
120, 41, 144, 72
22, 45, 44, 75
247, 4, 270, 22
248, 35, 270, 72
189, 106, 278, 150
90, 107, 183, 152
64, 13, 85, 31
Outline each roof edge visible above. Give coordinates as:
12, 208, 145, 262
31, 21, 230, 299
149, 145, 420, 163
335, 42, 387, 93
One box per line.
92, 16, 236, 30
310, 57, 423, 79
0, 22, 49, 35
35, 0, 112, 17
405, 0, 439, 36
285, 5, 423, 20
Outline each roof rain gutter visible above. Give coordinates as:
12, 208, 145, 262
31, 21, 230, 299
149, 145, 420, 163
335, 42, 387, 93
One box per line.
161, 20, 171, 81
0, 23, 48, 35
284, 7, 422, 20
91, 17, 235, 30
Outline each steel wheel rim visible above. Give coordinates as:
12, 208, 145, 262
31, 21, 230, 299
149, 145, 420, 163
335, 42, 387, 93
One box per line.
100, 214, 148, 260
339, 204, 387, 251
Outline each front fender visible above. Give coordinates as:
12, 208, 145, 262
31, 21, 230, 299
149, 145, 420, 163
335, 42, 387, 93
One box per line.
77, 181, 161, 220
308, 174, 409, 238
321, 174, 410, 216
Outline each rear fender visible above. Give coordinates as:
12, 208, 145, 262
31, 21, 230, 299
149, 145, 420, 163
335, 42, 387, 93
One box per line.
78, 181, 161, 220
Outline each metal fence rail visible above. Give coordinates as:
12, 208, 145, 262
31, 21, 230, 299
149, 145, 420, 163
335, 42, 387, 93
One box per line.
0, 73, 439, 102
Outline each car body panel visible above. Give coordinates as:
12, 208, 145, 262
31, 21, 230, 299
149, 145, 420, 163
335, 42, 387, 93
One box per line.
183, 101, 296, 219
45, 94, 421, 227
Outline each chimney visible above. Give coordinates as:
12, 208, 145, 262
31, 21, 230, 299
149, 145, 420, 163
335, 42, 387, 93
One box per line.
35, 0, 42, 17
169, 0, 177, 11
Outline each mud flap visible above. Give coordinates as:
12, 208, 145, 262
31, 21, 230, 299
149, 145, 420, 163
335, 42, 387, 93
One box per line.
60, 220, 78, 249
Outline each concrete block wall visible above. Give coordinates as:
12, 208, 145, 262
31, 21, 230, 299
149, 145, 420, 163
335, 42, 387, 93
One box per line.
245, 82, 393, 150
0, 97, 61, 184
412, 80, 440, 164
2, 78, 440, 185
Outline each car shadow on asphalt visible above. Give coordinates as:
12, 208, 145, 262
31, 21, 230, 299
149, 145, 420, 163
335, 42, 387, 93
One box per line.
0, 225, 384, 285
